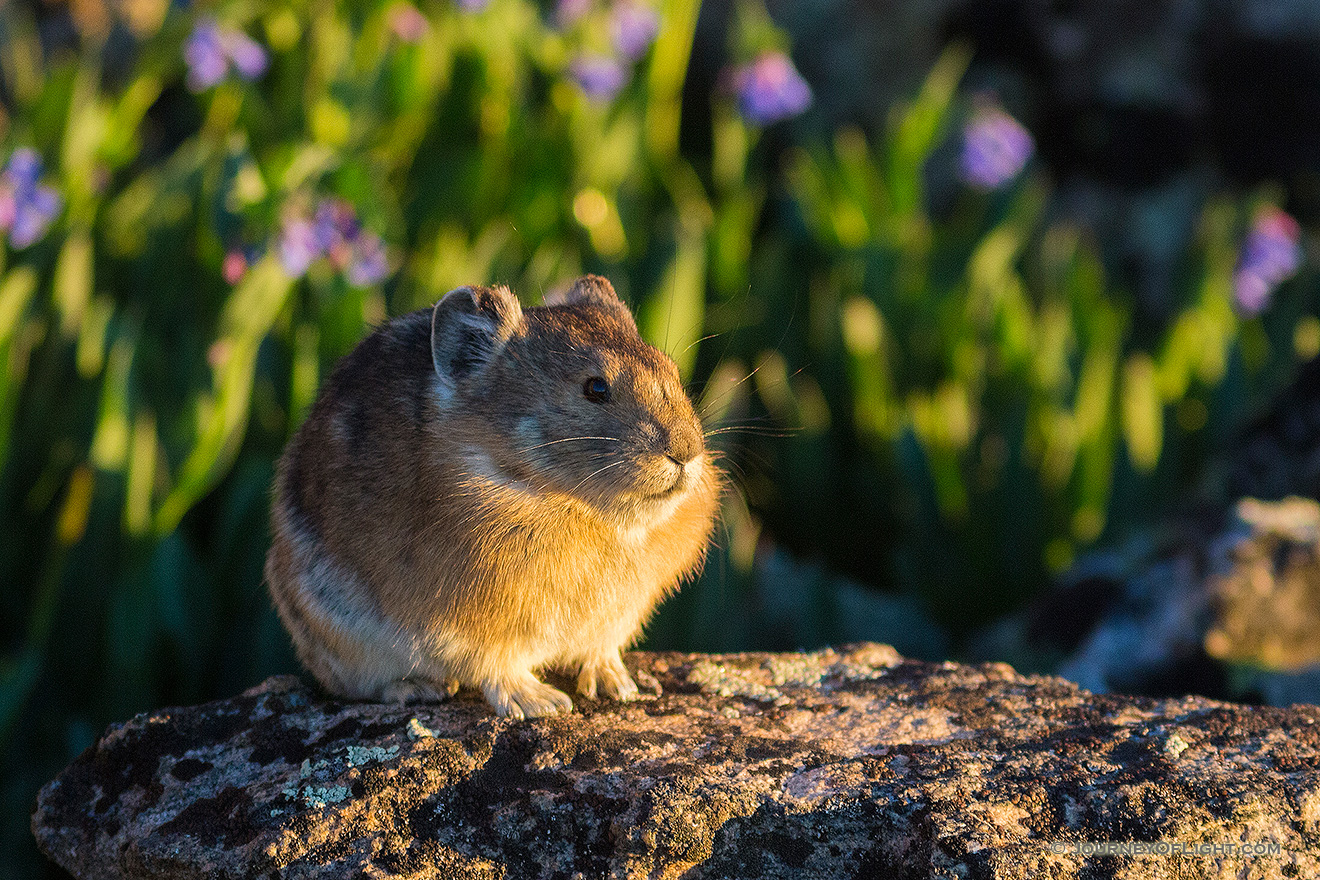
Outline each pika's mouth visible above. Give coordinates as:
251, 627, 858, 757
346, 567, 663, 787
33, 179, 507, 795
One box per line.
652, 478, 684, 499
651, 456, 697, 498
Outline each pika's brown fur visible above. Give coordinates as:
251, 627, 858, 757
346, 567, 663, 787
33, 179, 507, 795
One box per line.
265, 276, 720, 718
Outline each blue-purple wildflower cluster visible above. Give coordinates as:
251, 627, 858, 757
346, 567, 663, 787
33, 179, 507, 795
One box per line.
611, 3, 661, 61
555, 1, 815, 124
184, 19, 269, 92
278, 199, 390, 287
0, 149, 61, 249
569, 56, 629, 101
960, 104, 1034, 191
729, 52, 812, 126
561, 0, 660, 102
1234, 206, 1303, 316
180, 19, 395, 289
177, 7, 1307, 320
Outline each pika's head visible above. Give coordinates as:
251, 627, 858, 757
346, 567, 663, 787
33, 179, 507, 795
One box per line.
431, 276, 707, 523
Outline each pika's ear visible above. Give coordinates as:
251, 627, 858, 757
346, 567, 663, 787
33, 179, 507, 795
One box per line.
552, 274, 636, 326
559, 275, 633, 320
431, 285, 523, 381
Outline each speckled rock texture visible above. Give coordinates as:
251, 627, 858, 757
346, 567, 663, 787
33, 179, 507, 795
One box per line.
32, 644, 1320, 879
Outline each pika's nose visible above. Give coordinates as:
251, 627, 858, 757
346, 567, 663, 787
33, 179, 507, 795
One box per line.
664, 421, 702, 466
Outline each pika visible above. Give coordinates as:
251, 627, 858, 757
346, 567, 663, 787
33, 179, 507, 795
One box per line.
265, 275, 720, 718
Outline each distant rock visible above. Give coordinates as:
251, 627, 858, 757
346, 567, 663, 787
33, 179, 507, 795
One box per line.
33, 645, 1320, 879
982, 496, 1320, 706
1206, 497, 1320, 672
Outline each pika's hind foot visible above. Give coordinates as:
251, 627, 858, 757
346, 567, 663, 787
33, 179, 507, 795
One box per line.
483, 673, 573, 720
379, 678, 457, 704
576, 652, 639, 701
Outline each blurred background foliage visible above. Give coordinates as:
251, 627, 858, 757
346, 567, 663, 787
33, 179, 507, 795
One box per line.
3, 0, 1319, 874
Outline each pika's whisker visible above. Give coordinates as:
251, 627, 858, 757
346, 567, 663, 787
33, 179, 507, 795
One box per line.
517, 436, 620, 453
679, 331, 723, 356
704, 425, 801, 439
568, 460, 627, 496
698, 362, 766, 420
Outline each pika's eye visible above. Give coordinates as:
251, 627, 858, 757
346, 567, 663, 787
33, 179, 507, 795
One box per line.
583, 376, 610, 403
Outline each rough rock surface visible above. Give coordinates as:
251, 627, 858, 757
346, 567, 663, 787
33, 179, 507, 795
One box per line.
32, 644, 1320, 879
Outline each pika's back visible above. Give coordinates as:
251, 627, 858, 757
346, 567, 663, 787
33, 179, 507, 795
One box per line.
273, 309, 438, 545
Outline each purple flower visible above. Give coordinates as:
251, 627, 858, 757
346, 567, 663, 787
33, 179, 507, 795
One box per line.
278, 216, 320, 278
456, 0, 489, 12
9, 186, 61, 249
5, 148, 42, 190
570, 55, 627, 102
555, 0, 591, 28
347, 232, 390, 287
278, 199, 392, 285
730, 52, 812, 126
1234, 206, 1303, 316
184, 18, 268, 92
611, 3, 660, 61
960, 104, 1034, 191
184, 22, 229, 91
388, 2, 430, 42
223, 30, 269, 80
313, 198, 363, 270
0, 149, 61, 249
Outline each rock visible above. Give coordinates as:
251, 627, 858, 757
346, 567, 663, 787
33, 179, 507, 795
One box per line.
1050, 544, 1214, 699
988, 497, 1320, 704
32, 644, 1320, 879
1206, 497, 1320, 671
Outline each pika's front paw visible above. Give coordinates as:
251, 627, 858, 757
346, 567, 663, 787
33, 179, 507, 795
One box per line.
576, 653, 639, 701
379, 678, 458, 704
483, 674, 573, 720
